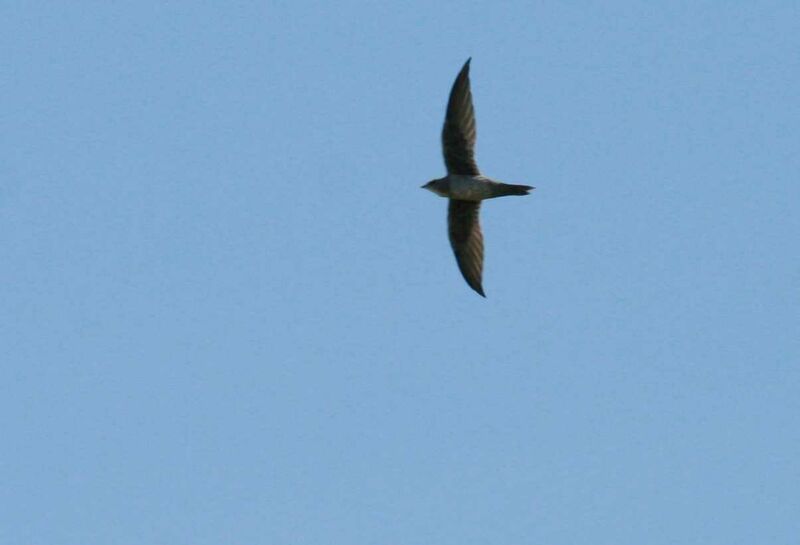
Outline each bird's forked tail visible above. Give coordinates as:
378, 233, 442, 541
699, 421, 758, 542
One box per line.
497, 183, 535, 196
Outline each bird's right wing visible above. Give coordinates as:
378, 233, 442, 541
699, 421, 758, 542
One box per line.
448, 199, 485, 296
442, 58, 480, 176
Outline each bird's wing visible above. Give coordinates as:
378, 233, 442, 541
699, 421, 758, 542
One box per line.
442, 58, 480, 176
448, 199, 485, 296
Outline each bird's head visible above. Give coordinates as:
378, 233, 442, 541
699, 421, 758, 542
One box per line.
421, 178, 448, 197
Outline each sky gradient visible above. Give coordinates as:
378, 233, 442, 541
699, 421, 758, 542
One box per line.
2, 2, 799, 544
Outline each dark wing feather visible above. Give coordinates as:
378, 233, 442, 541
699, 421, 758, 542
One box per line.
448, 199, 485, 297
442, 58, 480, 175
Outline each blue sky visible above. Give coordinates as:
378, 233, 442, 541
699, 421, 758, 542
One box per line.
2, 2, 799, 543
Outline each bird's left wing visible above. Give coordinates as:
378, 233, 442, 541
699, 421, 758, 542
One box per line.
442, 58, 480, 176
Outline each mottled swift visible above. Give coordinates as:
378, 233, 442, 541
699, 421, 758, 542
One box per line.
422, 58, 534, 297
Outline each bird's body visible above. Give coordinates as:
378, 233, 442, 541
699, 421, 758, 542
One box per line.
426, 174, 532, 201
422, 58, 534, 297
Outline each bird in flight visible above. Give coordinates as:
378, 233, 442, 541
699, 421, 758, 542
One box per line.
422, 58, 534, 297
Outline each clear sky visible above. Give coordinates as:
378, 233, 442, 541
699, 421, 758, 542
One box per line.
2, 2, 798, 544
